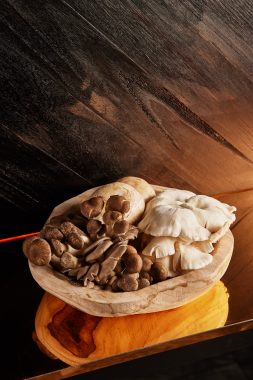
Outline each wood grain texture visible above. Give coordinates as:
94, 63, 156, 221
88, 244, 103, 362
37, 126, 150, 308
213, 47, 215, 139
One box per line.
35, 281, 229, 365
1, 0, 253, 230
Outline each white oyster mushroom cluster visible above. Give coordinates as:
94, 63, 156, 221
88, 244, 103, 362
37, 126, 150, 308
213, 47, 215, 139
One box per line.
138, 189, 236, 275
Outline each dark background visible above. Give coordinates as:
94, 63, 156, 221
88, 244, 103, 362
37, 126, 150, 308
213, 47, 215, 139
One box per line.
1, 0, 253, 379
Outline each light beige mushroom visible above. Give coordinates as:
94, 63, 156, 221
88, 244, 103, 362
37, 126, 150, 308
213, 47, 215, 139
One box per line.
142, 236, 176, 258
139, 205, 210, 241
145, 188, 196, 214
177, 240, 213, 270
138, 189, 236, 243
185, 195, 236, 239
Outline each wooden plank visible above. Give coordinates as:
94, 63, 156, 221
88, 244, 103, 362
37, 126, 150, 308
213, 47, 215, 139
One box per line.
1, 0, 253, 216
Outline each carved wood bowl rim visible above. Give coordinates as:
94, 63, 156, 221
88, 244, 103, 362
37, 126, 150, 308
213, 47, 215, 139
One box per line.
29, 185, 234, 316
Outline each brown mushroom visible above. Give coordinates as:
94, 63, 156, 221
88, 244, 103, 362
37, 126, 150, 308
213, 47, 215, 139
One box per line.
80, 197, 104, 219
60, 252, 79, 269
123, 246, 142, 273
60, 221, 90, 249
103, 210, 123, 237
151, 262, 168, 282
76, 265, 90, 280
115, 225, 139, 242
103, 211, 123, 225
117, 273, 139, 292
138, 278, 150, 289
27, 238, 52, 266
86, 219, 104, 240
98, 244, 127, 284
85, 239, 114, 263
113, 220, 130, 236
83, 263, 100, 286
41, 226, 64, 241
142, 256, 153, 272
66, 232, 85, 250
50, 239, 67, 257
50, 255, 67, 273
22, 235, 38, 258
114, 260, 124, 275
140, 271, 152, 282
106, 195, 130, 214
82, 236, 110, 255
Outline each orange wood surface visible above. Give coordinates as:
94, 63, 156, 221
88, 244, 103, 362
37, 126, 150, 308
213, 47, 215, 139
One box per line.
35, 281, 228, 366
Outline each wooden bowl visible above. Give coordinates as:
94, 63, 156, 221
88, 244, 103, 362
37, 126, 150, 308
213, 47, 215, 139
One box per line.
29, 185, 234, 317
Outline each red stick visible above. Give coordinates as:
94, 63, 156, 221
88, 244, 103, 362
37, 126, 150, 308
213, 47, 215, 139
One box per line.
0, 232, 39, 244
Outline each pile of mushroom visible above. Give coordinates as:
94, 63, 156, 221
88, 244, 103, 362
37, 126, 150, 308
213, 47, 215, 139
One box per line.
23, 177, 236, 292
138, 188, 236, 277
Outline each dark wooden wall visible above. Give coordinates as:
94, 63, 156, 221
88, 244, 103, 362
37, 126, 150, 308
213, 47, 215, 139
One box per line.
1, 0, 253, 234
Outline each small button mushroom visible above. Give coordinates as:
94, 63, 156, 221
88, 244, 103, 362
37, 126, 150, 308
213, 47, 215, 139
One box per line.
138, 278, 150, 289
103, 211, 123, 225
41, 226, 64, 241
60, 252, 79, 269
28, 238, 52, 266
80, 197, 104, 219
50, 239, 67, 257
22, 235, 38, 258
50, 255, 67, 273
123, 246, 142, 274
87, 219, 104, 240
125, 245, 138, 255
117, 273, 139, 292
142, 256, 153, 272
103, 211, 123, 237
113, 220, 130, 236
151, 262, 168, 282
106, 195, 130, 214
140, 271, 152, 282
